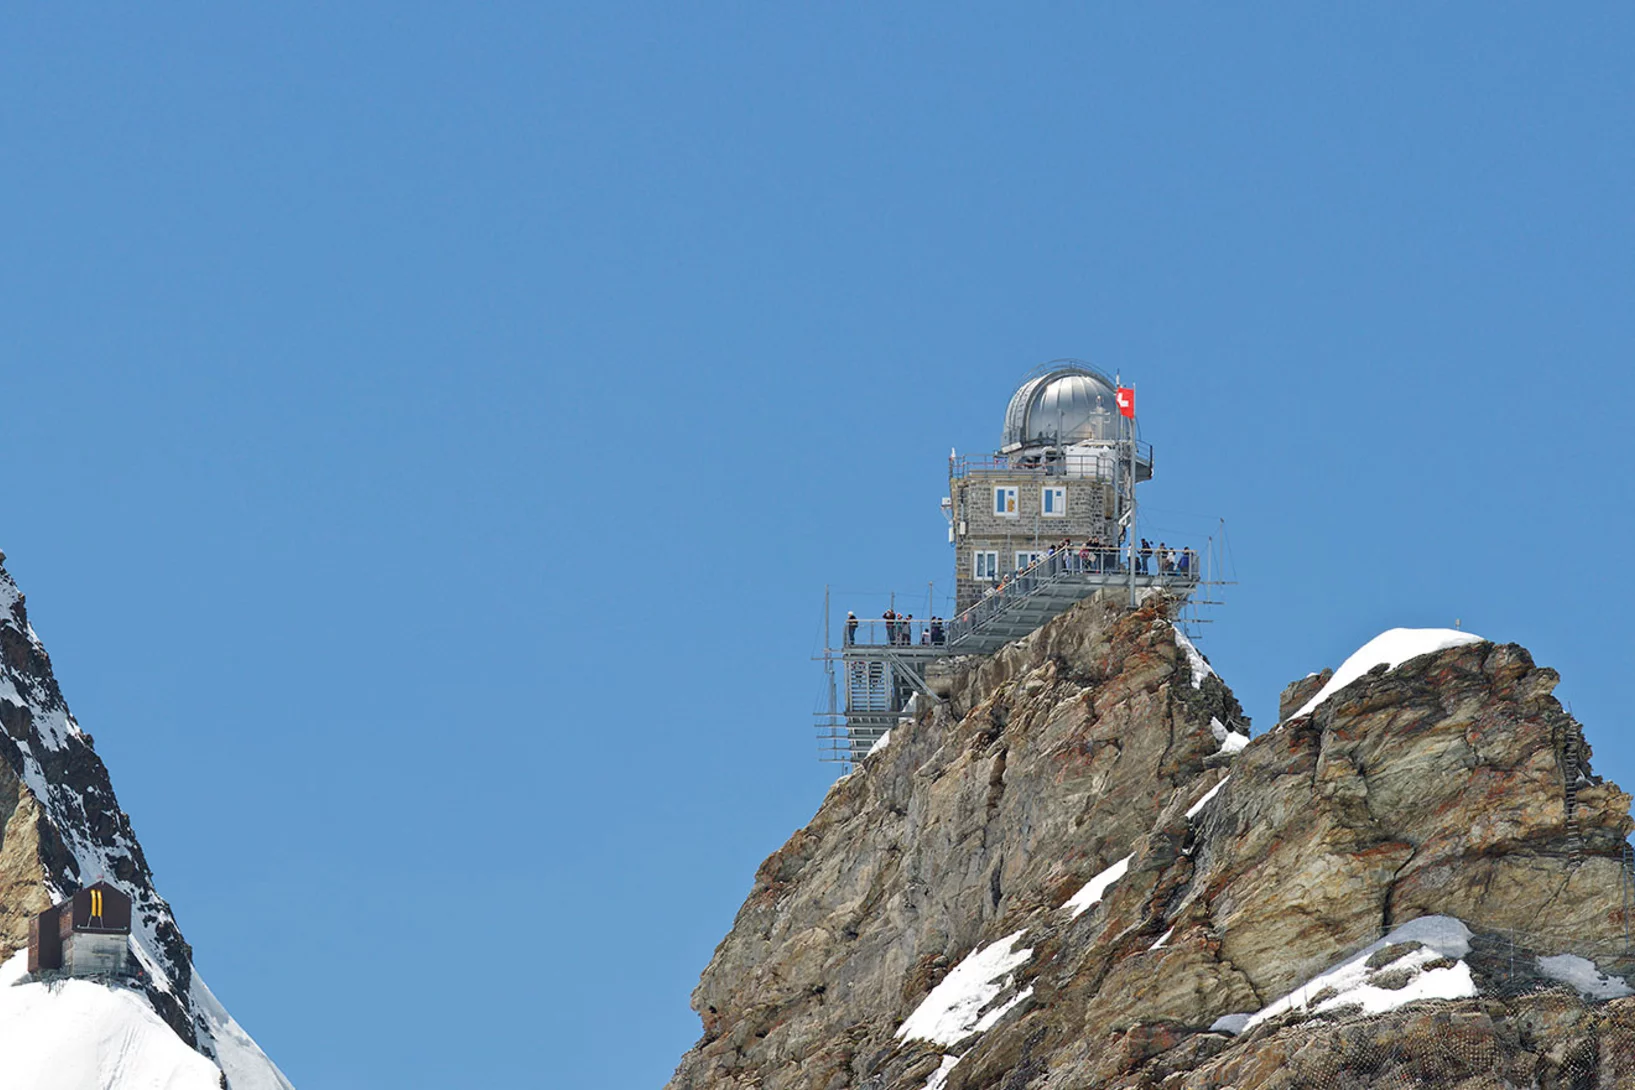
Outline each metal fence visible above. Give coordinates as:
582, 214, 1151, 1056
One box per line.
950, 442, 1153, 480
834, 551, 1204, 652
945, 548, 1202, 647
841, 617, 951, 649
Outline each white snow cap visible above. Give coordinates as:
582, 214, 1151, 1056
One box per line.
896, 931, 1034, 1047
1288, 628, 1485, 722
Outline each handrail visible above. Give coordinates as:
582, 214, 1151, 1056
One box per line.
837, 536, 1209, 647
837, 552, 1203, 651
841, 617, 950, 649
950, 441, 1153, 480
945, 550, 1199, 648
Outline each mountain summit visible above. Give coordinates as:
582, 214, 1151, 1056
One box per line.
669, 593, 1635, 1088
0, 555, 291, 1089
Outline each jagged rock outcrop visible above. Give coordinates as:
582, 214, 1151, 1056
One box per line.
0, 556, 292, 1089
667, 593, 1635, 1089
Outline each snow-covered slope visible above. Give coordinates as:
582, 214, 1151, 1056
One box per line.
0, 950, 222, 1090
0, 558, 292, 1089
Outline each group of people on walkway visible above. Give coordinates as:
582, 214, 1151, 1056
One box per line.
842, 538, 1199, 648
1010, 538, 1199, 580
844, 610, 945, 647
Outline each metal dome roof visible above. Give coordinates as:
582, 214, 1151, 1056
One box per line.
1000, 363, 1121, 452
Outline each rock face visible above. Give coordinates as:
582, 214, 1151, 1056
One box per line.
667, 593, 1635, 1089
0, 558, 292, 1089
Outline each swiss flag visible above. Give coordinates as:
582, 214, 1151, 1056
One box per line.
1116, 387, 1135, 418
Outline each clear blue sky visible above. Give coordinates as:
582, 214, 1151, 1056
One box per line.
3, 5, 1631, 1087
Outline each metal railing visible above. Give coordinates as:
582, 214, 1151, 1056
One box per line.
841, 617, 950, 649
945, 548, 1201, 647
1624, 840, 1634, 953
950, 442, 1153, 480
836, 549, 1205, 652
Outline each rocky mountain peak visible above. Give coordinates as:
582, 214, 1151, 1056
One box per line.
0, 557, 291, 1089
668, 593, 1635, 1089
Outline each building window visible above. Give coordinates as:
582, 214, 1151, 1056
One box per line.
973, 551, 999, 581
1041, 486, 1066, 517
1016, 550, 1045, 571
993, 486, 1018, 517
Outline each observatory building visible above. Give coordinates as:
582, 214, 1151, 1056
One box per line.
819, 361, 1212, 765
950, 364, 1153, 613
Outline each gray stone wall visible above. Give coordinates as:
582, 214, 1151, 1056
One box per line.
950, 472, 1119, 613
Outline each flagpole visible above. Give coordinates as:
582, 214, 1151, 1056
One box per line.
1127, 405, 1137, 609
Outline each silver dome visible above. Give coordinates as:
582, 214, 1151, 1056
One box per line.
1000, 364, 1121, 452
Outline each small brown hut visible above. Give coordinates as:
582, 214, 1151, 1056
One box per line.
28, 882, 132, 978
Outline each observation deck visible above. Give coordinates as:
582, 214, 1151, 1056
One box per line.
818, 554, 1205, 764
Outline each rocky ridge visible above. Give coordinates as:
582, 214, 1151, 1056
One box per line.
0, 555, 291, 1089
667, 592, 1635, 1089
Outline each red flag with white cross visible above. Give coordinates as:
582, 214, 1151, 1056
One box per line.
1116, 387, 1135, 418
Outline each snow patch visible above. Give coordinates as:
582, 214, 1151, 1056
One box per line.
1186, 776, 1229, 820
1063, 854, 1132, 918
1209, 716, 1248, 755
1173, 629, 1214, 689
1536, 954, 1635, 1000
1209, 1012, 1252, 1035
1288, 628, 1485, 722
972, 985, 1034, 1034
1149, 928, 1174, 951
1244, 916, 1476, 1031
922, 1054, 960, 1090
867, 730, 892, 757
896, 931, 1034, 1047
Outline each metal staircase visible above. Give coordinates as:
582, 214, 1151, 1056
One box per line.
840, 657, 897, 759
815, 545, 1223, 768
944, 558, 1201, 656
1622, 840, 1634, 953
1562, 729, 1585, 866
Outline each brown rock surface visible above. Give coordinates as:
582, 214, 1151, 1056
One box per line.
666, 593, 1635, 1089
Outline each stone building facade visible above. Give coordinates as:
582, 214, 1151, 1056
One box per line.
950, 469, 1120, 612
